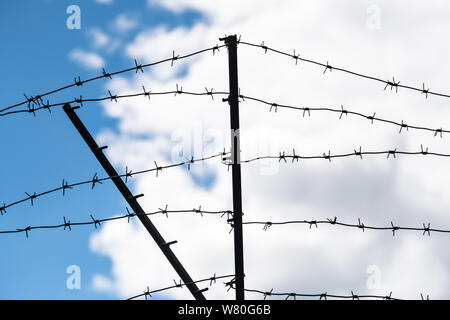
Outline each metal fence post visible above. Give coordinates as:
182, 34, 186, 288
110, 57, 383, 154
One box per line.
63, 103, 207, 300
220, 35, 245, 300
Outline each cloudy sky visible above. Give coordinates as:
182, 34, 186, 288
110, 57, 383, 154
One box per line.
1, 0, 450, 299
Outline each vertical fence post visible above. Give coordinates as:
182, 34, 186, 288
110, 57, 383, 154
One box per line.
62, 103, 206, 300
220, 35, 245, 300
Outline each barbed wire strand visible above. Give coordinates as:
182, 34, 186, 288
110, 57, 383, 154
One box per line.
240, 287, 402, 300
235, 147, 450, 166
11, 208, 448, 238
0, 87, 228, 118
240, 94, 450, 137
239, 40, 449, 99
0, 151, 228, 215
127, 279, 431, 301
0, 207, 232, 238
128, 274, 235, 300
243, 219, 450, 236
0, 44, 226, 114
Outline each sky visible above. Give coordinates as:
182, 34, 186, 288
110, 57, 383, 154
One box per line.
1, 0, 450, 300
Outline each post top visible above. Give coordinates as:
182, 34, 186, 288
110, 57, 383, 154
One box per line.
219, 34, 237, 43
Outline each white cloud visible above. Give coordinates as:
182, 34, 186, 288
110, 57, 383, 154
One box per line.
113, 14, 138, 33
90, 28, 109, 48
92, 274, 114, 292
94, 0, 113, 4
126, 24, 211, 80
69, 49, 105, 70
90, 0, 450, 300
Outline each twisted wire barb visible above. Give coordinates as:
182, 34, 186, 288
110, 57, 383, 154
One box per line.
240, 94, 450, 137
239, 40, 450, 99
0, 44, 226, 114
0, 151, 228, 214
128, 274, 235, 300
1, 208, 232, 238
244, 219, 449, 236
0, 88, 229, 118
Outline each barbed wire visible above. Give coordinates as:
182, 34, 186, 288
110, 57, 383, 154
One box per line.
243, 218, 450, 236
240, 94, 450, 137
0, 151, 228, 215
0, 207, 232, 238
235, 146, 450, 166
8, 37, 450, 119
0, 44, 225, 115
7, 207, 448, 238
240, 287, 402, 300
128, 274, 235, 300
0, 86, 228, 118
8, 86, 450, 141
239, 40, 450, 100
4, 36, 445, 301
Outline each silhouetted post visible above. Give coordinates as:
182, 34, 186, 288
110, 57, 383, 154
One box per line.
220, 35, 245, 300
63, 103, 206, 301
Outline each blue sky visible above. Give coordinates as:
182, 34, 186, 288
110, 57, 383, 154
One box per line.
0, 0, 204, 299
2, 0, 450, 300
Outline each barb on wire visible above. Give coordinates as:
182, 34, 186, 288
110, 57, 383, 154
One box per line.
323, 61, 332, 74
339, 105, 347, 120
240, 94, 450, 138
24, 94, 43, 110
25, 192, 36, 206
0, 207, 232, 237
212, 44, 220, 56
422, 83, 429, 99
134, 59, 144, 73
0, 88, 229, 118
292, 49, 300, 65
42, 100, 51, 114
1, 151, 228, 214
239, 40, 450, 99
205, 87, 215, 100
244, 217, 450, 236
61, 179, 72, 196
261, 41, 268, 54
108, 90, 118, 103
91, 173, 102, 189
0, 44, 226, 115
171, 50, 179, 67
142, 86, 151, 100
127, 274, 235, 300
174, 84, 183, 96
74, 95, 83, 106
90, 214, 101, 229
421, 293, 430, 300
74, 76, 83, 87
102, 68, 112, 79
240, 147, 450, 164
125, 166, 133, 183
384, 77, 400, 93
